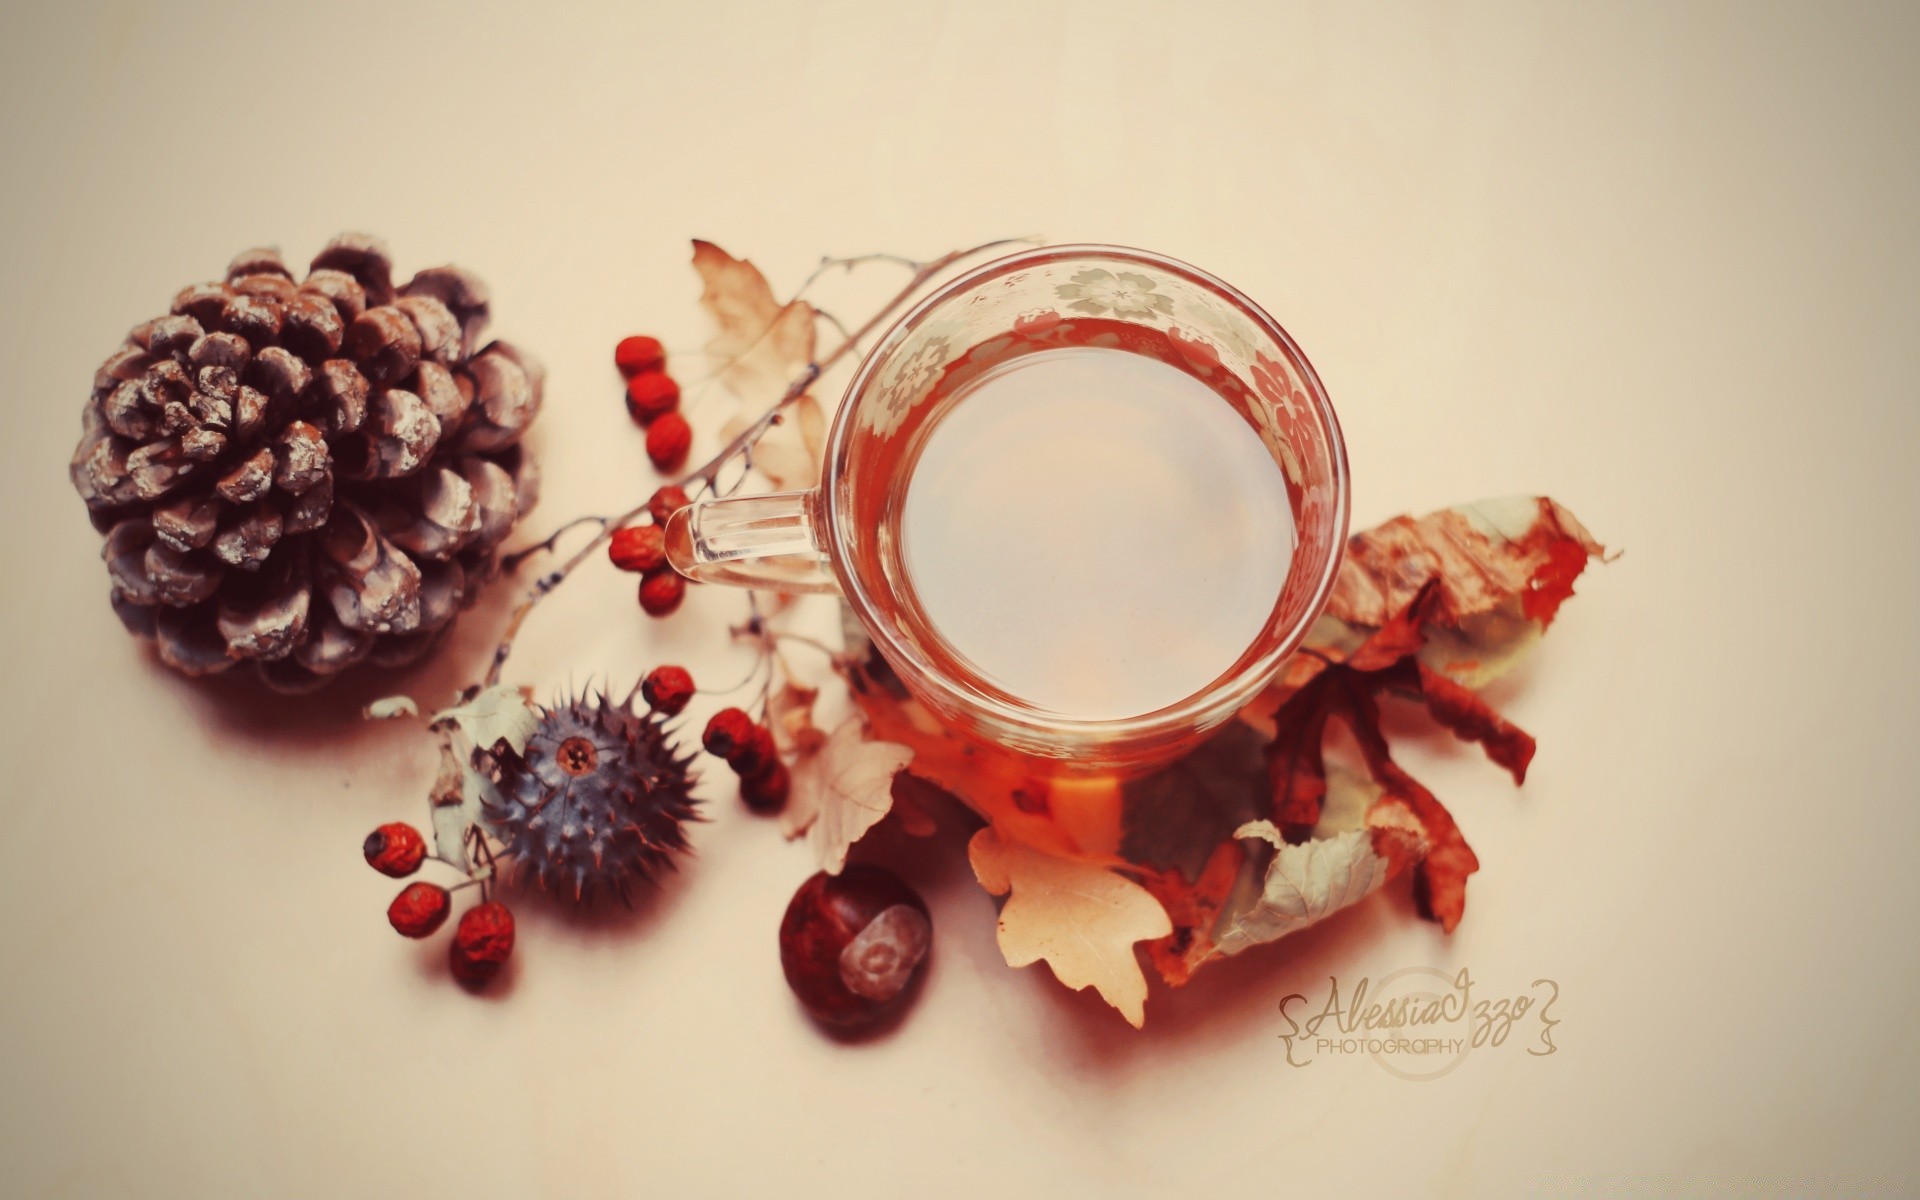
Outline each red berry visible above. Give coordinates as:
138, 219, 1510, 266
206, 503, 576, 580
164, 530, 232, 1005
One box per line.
614, 335, 666, 377
728, 725, 778, 778
647, 484, 691, 527
363, 822, 426, 877
779, 866, 933, 1031
449, 901, 515, 987
703, 708, 754, 759
641, 665, 695, 716
646, 411, 692, 472
387, 882, 451, 938
638, 567, 685, 616
625, 371, 681, 424
741, 759, 790, 814
608, 524, 667, 573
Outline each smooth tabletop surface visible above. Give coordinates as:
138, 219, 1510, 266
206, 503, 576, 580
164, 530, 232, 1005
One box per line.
1, 2, 1915, 1196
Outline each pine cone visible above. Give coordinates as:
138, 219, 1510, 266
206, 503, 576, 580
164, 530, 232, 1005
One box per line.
71, 234, 541, 692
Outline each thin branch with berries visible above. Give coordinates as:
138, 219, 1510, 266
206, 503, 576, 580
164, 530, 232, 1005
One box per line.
482, 237, 1033, 690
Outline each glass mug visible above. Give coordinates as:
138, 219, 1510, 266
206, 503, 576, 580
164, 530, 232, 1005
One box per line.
666, 245, 1348, 770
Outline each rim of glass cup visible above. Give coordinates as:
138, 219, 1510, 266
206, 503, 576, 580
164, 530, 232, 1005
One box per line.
820, 243, 1351, 760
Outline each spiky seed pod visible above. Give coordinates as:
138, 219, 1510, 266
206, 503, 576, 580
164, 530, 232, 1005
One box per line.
71, 234, 541, 691
486, 691, 700, 905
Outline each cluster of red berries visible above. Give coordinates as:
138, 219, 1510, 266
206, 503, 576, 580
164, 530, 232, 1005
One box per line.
607, 484, 693, 616
616, 335, 691, 473
703, 707, 789, 813
363, 822, 515, 988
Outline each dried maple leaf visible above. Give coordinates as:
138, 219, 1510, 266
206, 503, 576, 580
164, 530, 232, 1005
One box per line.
784, 716, 913, 873
967, 825, 1172, 1028
767, 680, 827, 762
719, 391, 827, 490
691, 240, 816, 408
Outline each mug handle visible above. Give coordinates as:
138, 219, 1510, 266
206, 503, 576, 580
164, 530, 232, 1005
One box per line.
663, 490, 839, 593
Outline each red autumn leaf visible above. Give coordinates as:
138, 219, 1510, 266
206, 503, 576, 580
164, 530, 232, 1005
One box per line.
1342, 578, 1440, 671
1265, 671, 1336, 839
1330, 496, 1601, 634
1335, 673, 1481, 932
1263, 581, 1444, 839
1219, 495, 1604, 940
1258, 659, 1507, 934
1396, 658, 1535, 785
1250, 496, 1600, 932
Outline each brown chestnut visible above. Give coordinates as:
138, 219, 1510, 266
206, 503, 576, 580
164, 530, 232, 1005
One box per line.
779, 865, 932, 1031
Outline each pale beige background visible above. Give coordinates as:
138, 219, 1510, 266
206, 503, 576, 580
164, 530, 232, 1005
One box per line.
1, 1, 1915, 1197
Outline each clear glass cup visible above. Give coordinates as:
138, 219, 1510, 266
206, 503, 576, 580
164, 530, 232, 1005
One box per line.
666, 245, 1349, 770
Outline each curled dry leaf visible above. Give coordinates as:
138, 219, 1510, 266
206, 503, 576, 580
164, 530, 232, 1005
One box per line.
1213, 826, 1389, 954
1285, 495, 1607, 692
692, 240, 816, 408
1210, 777, 1430, 958
1190, 494, 1607, 945
967, 826, 1172, 1028
784, 716, 914, 874
1140, 763, 1434, 985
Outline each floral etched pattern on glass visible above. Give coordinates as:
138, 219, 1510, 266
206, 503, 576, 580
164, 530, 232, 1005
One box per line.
1054, 268, 1176, 319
